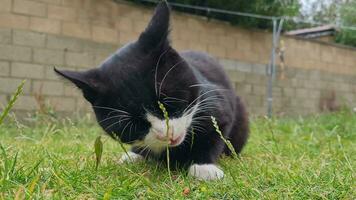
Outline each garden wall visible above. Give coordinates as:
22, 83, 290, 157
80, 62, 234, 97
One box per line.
0, 0, 355, 117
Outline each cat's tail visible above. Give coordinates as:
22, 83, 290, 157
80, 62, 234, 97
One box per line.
224, 97, 249, 156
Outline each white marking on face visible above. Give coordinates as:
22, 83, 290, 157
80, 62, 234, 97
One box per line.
143, 111, 195, 154
188, 164, 224, 181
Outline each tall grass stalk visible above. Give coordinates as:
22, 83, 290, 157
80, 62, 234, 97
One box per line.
157, 101, 172, 180
210, 116, 238, 158
0, 80, 26, 125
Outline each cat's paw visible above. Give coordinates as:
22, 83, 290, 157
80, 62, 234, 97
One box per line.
188, 164, 224, 181
118, 151, 144, 164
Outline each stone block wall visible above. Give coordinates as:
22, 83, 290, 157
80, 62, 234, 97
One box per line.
0, 0, 355, 117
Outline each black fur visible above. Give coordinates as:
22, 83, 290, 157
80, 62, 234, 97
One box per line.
55, 2, 249, 168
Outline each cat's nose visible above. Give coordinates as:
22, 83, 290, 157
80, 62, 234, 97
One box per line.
155, 130, 174, 141
156, 134, 169, 141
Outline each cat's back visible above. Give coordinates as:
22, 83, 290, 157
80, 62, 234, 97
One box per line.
180, 51, 233, 90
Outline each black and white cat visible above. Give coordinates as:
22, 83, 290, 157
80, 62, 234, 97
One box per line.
55, 2, 248, 181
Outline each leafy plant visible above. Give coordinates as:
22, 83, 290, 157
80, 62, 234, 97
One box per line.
335, 1, 356, 47
126, 0, 300, 29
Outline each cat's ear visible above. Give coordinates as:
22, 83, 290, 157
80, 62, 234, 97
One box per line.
138, 1, 171, 52
54, 67, 105, 103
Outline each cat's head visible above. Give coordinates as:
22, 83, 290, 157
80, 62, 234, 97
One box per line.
55, 2, 200, 152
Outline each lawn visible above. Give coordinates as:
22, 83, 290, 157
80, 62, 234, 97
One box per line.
0, 110, 355, 199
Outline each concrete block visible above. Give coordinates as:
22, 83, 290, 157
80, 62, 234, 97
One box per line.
0, 0, 12, 12
308, 90, 321, 99
207, 44, 226, 58
282, 87, 295, 97
245, 73, 266, 85
296, 88, 309, 98
0, 77, 31, 94
0, 44, 32, 61
13, 95, 39, 111
30, 17, 61, 34
252, 85, 266, 95
46, 35, 83, 52
336, 83, 351, 92
35, 0, 61, 4
65, 52, 94, 68
228, 71, 245, 83
44, 66, 75, 80
92, 26, 118, 43
48, 5, 77, 21
63, 85, 80, 97
82, 41, 118, 54
188, 42, 208, 52
0, 61, 10, 76
13, 0, 47, 17
272, 87, 282, 97
0, 28, 11, 44
220, 59, 236, 71
32, 80, 64, 96
33, 48, 64, 65
115, 17, 134, 32
119, 30, 139, 45
47, 96, 76, 111
308, 70, 321, 80
235, 83, 252, 94
76, 97, 91, 112
62, 22, 91, 39
235, 61, 252, 73
199, 31, 219, 45
133, 20, 148, 33
13, 30, 46, 47
252, 63, 267, 75
11, 62, 44, 79
0, 94, 7, 106
0, 13, 29, 29
95, 53, 111, 66
61, 0, 82, 7
218, 35, 235, 50
244, 94, 263, 107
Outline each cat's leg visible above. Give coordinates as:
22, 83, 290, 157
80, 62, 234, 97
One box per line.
118, 146, 151, 164
224, 97, 249, 155
118, 151, 144, 164
187, 135, 227, 180
188, 163, 224, 180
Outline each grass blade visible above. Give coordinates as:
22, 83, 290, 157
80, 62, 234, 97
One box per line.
0, 80, 26, 125
157, 101, 172, 180
28, 174, 40, 198
94, 136, 103, 170
211, 116, 238, 159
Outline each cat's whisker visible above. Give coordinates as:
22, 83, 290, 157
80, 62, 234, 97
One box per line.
128, 122, 134, 140
183, 88, 227, 114
98, 115, 131, 124
189, 83, 216, 88
121, 121, 133, 136
190, 125, 207, 133
106, 110, 131, 118
158, 60, 185, 98
163, 96, 188, 103
92, 105, 130, 115
155, 49, 170, 96
104, 118, 131, 131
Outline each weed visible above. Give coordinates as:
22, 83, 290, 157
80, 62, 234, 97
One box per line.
0, 80, 26, 125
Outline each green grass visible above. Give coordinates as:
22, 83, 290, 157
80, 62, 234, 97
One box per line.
0, 111, 355, 199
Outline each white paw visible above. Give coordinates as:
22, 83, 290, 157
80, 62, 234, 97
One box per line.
188, 164, 224, 181
118, 151, 144, 164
